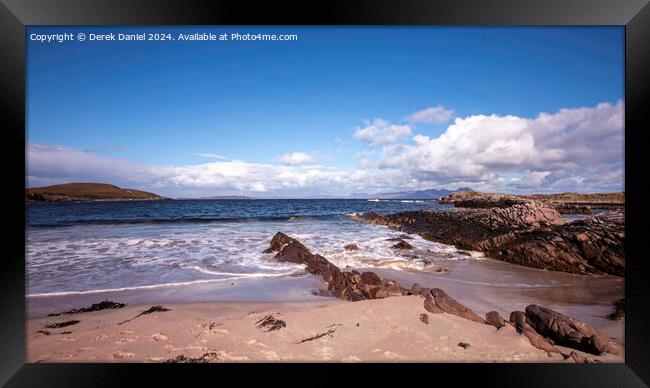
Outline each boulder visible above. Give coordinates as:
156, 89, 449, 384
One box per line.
274, 241, 313, 264
423, 289, 485, 323
524, 304, 622, 355
361, 272, 382, 286
382, 279, 407, 296
370, 287, 390, 299
264, 232, 307, 254
344, 243, 359, 251
509, 311, 562, 356
409, 283, 431, 297
485, 311, 506, 329
392, 239, 413, 249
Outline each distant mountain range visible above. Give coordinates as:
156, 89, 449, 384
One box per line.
186, 188, 474, 200
365, 187, 474, 200
193, 195, 256, 200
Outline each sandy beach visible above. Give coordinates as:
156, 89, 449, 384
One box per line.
26, 295, 623, 363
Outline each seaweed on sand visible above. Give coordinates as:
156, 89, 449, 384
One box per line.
118, 305, 170, 325
48, 300, 125, 316
297, 328, 336, 343
44, 320, 80, 329
164, 352, 221, 363
37, 330, 72, 336
255, 314, 286, 332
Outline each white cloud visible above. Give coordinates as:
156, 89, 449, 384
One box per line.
510, 171, 552, 188
379, 100, 624, 192
406, 105, 454, 124
26, 143, 161, 188
353, 119, 412, 147
278, 152, 314, 166
160, 160, 344, 192
27, 101, 624, 196
193, 152, 230, 160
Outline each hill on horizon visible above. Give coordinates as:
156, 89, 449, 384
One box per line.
26, 183, 165, 202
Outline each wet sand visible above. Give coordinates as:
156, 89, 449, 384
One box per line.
26, 296, 624, 363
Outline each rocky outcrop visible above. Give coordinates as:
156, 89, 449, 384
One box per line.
264, 232, 307, 255
263, 232, 307, 254
524, 304, 622, 355
263, 233, 623, 358
553, 203, 592, 215
440, 191, 623, 214
350, 203, 624, 276
509, 311, 563, 356
343, 243, 359, 251
423, 288, 485, 323
263, 233, 485, 322
264, 232, 407, 301
508, 306, 624, 357
489, 210, 624, 276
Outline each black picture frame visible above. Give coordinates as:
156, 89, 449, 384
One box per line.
1, 0, 648, 386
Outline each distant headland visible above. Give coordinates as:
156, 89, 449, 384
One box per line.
25, 183, 166, 202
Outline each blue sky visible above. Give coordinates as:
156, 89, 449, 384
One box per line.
26, 26, 624, 197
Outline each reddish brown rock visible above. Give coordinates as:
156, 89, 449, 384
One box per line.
392, 239, 413, 249
485, 311, 506, 329
264, 232, 307, 254
423, 295, 443, 313
569, 351, 599, 363
409, 283, 431, 296
369, 287, 389, 299
423, 289, 485, 323
350, 203, 624, 276
509, 311, 562, 356
264, 232, 407, 302
524, 304, 622, 355
274, 241, 313, 264
360, 272, 382, 286
344, 243, 359, 251
382, 279, 407, 296
489, 210, 624, 276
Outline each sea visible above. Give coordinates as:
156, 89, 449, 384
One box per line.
25, 199, 624, 339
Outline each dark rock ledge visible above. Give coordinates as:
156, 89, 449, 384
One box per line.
347, 198, 624, 276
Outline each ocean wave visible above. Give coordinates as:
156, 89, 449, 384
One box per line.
27, 214, 340, 228
26, 270, 302, 298
186, 265, 299, 277
26, 212, 483, 296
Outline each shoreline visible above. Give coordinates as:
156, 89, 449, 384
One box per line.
25, 195, 625, 363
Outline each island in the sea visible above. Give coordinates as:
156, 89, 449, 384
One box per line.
25, 183, 166, 202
